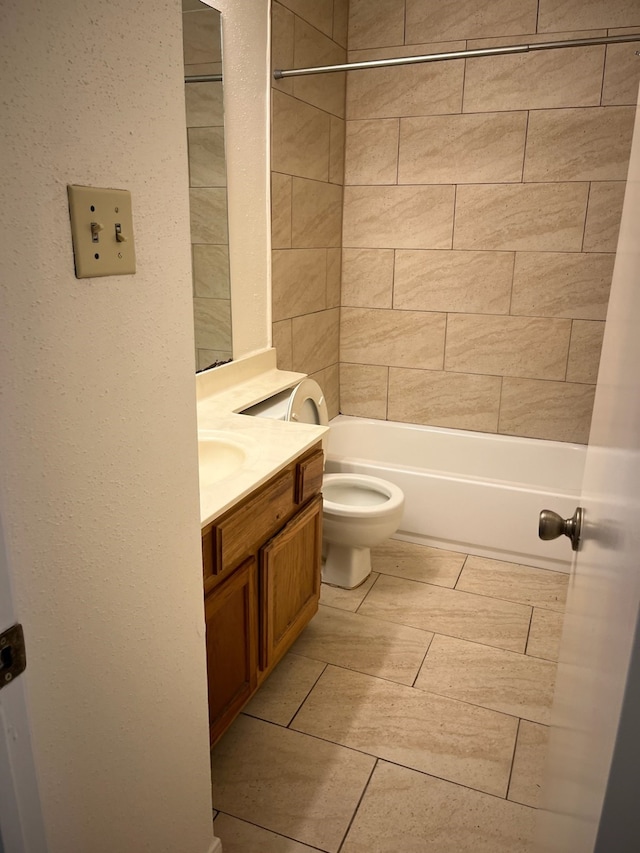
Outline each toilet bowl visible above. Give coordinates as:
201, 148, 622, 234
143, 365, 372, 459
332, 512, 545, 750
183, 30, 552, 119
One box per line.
245, 379, 405, 589
322, 473, 404, 588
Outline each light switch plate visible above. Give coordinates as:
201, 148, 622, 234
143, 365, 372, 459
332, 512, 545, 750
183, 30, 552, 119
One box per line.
67, 185, 136, 278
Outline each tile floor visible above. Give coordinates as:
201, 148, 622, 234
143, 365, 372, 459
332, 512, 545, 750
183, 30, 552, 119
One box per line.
211, 539, 568, 853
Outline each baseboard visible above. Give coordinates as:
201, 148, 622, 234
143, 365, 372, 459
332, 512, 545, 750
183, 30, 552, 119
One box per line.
207, 836, 223, 853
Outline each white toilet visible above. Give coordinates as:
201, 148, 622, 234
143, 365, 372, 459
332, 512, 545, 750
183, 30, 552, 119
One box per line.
246, 379, 405, 589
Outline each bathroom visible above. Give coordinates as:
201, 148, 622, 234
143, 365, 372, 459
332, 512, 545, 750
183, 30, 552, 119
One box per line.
1, 1, 639, 852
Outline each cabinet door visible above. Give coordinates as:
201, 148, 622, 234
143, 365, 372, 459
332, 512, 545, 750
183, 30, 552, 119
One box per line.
204, 557, 257, 746
260, 495, 322, 672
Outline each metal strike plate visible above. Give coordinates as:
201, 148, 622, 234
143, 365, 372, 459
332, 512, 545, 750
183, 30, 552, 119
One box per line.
0, 623, 27, 689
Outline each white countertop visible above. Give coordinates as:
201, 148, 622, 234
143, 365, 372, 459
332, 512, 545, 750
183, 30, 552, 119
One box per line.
196, 350, 328, 527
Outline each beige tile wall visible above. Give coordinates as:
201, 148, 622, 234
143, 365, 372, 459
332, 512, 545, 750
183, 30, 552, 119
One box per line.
270, 0, 348, 416
183, 2, 232, 370
340, 0, 640, 442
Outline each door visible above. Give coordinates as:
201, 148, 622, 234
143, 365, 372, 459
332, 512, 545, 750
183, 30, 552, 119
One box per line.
259, 495, 322, 672
0, 517, 47, 852
536, 103, 640, 851
205, 556, 258, 746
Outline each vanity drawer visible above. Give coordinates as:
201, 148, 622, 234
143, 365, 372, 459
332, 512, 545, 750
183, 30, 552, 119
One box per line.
295, 448, 324, 505
209, 468, 296, 582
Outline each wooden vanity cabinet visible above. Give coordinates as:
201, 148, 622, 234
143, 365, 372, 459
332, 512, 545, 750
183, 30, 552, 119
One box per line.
204, 557, 257, 745
260, 494, 322, 671
202, 443, 323, 746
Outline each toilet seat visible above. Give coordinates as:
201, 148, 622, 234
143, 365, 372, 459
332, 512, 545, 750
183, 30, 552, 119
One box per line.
286, 378, 329, 425
323, 473, 404, 518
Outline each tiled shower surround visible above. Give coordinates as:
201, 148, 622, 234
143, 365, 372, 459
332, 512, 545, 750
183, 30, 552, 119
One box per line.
270, 0, 349, 418
271, 0, 640, 442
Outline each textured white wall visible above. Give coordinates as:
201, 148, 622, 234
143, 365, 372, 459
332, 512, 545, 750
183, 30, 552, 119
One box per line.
0, 1, 216, 850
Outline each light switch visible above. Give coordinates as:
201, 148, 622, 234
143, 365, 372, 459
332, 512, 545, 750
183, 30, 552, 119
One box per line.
67, 185, 136, 278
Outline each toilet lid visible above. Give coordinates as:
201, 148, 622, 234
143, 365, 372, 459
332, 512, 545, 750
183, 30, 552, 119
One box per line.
286, 378, 329, 425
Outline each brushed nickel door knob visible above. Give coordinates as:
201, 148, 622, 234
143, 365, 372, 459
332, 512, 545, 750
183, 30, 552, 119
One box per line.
539, 507, 584, 551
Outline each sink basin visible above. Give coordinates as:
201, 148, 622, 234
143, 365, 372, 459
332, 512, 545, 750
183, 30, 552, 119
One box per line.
198, 433, 247, 483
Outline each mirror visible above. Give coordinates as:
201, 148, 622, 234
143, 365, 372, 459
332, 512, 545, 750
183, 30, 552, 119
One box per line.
182, 0, 232, 371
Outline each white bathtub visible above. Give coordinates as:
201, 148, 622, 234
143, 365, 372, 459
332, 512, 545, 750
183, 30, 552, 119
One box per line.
325, 415, 587, 572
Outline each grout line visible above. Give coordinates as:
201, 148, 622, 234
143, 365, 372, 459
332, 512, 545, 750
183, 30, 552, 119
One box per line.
391, 248, 397, 309
284, 653, 550, 723
505, 718, 522, 801
354, 571, 382, 613
524, 604, 535, 656
460, 51, 468, 113
450, 182, 458, 251
214, 810, 328, 852
411, 632, 435, 687
374, 565, 567, 612
453, 554, 469, 588
497, 375, 505, 435
407, 678, 551, 728
280, 700, 531, 807
346, 604, 548, 660
385, 365, 390, 418
507, 251, 517, 316
599, 44, 608, 106
337, 759, 379, 853
521, 110, 530, 184
286, 661, 328, 728
564, 320, 574, 381
443, 311, 449, 371
581, 181, 592, 251
374, 756, 538, 806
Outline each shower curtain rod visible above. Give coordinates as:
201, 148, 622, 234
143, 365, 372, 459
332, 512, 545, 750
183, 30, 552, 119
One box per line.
273, 32, 640, 79
185, 73, 222, 83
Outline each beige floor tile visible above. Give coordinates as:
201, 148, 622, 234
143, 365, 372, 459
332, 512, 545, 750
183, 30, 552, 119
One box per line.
415, 634, 556, 724
456, 556, 569, 611
214, 813, 319, 852
211, 715, 374, 853
509, 721, 551, 809
359, 573, 531, 652
527, 608, 565, 662
292, 605, 433, 685
341, 761, 536, 853
319, 572, 379, 612
371, 539, 465, 587
293, 665, 517, 797
243, 653, 326, 726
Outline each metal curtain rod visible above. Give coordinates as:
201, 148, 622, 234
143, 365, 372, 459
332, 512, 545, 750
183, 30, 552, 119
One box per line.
273, 32, 640, 79
185, 73, 222, 83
